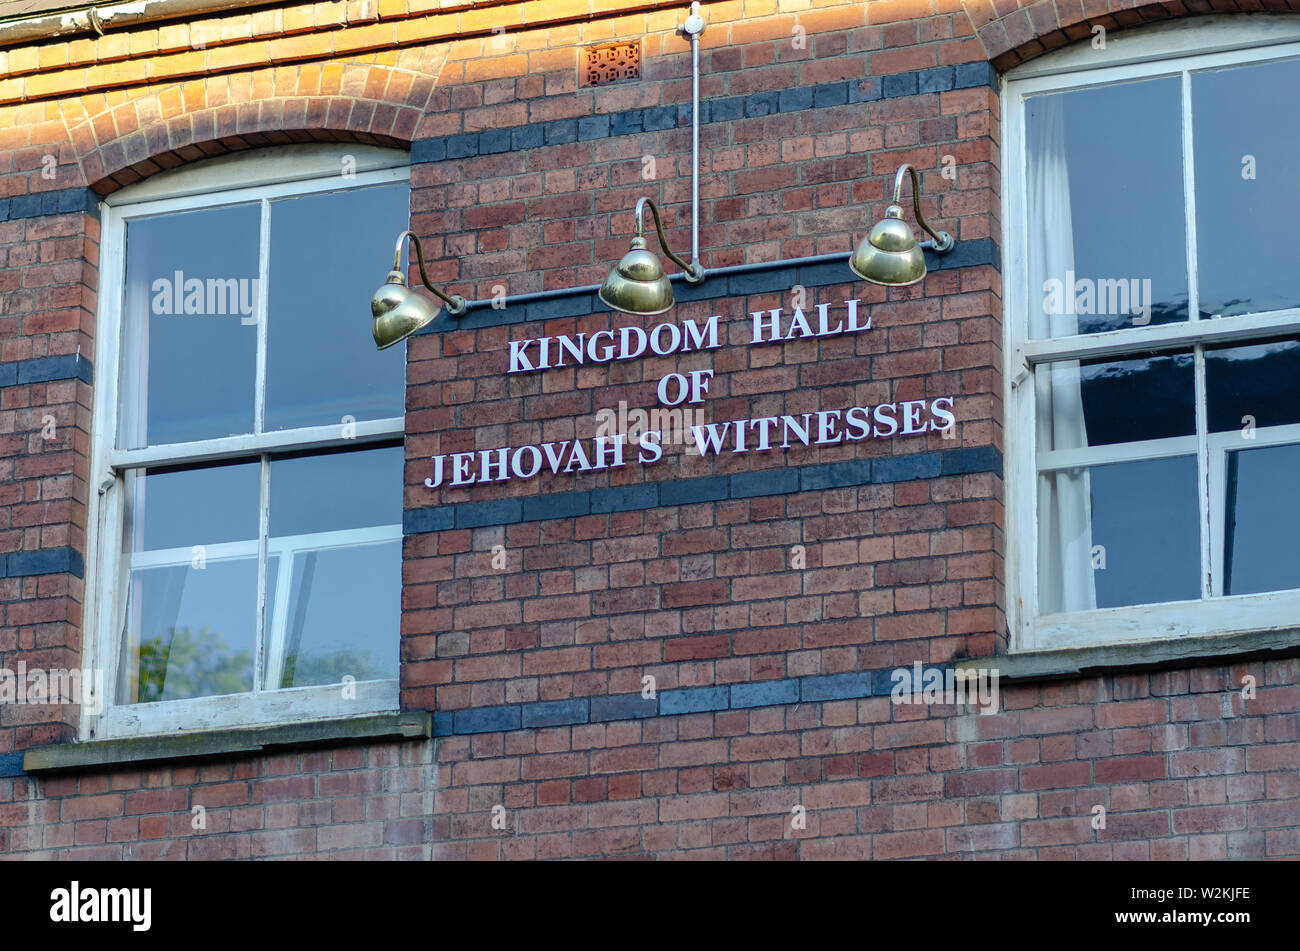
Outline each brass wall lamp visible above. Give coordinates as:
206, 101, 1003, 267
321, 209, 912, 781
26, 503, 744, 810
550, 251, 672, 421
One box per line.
851, 163, 956, 286
599, 197, 706, 317
371, 230, 468, 350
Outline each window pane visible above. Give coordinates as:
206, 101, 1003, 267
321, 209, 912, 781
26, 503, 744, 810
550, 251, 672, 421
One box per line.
1224, 444, 1300, 596
1205, 336, 1300, 433
120, 204, 260, 448
1194, 58, 1300, 318
265, 447, 402, 688
1037, 351, 1194, 452
1025, 78, 1188, 338
264, 183, 409, 431
1038, 455, 1201, 613
119, 463, 260, 704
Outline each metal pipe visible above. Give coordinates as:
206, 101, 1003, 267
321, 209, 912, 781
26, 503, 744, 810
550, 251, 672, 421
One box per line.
454, 251, 853, 313
892, 163, 955, 253
394, 230, 466, 314
634, 197, 701, 280
685, 2, 705, 272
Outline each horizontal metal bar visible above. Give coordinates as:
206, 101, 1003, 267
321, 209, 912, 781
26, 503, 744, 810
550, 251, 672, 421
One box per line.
128, 524, 400, 569
457, 252, 854, 312
1037, 425, 1300, 473
1037, 434, 1197, 472
1024, 309, 1300, 364
109, 417, 404, 470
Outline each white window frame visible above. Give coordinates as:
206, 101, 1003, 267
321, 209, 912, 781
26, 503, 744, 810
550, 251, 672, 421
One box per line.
1003, 16, 1300, 651
84, 145, 411, 739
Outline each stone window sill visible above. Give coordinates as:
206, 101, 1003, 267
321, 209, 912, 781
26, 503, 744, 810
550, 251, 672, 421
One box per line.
22, 712, 431, 774
955, 628, 1300, 684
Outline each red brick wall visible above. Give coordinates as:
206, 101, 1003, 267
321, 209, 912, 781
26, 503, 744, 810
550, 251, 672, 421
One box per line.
432, 660, 1299, 859
0, 207, 97, 750
1, 741, 435, 859
0, 0, 1296, 859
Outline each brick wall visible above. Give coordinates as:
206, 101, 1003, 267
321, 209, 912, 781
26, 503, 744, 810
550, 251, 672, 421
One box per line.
0, 0, 1296, 859
431, 660, 1300, 859
0, 740, 435, 858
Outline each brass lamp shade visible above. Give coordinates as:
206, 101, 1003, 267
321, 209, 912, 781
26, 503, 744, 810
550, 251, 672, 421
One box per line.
370, 231, 468, 350
598, 237, 675, 316
372, 270, 441, 350
850, 204, 927, 286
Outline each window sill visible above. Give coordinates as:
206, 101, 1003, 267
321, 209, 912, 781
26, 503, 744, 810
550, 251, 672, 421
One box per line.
22, 711, 431, 774
956, 627, 1300, 685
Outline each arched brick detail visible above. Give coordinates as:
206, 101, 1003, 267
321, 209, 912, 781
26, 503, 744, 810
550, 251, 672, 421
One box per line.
964, 0, 1300, 71
64, 55, 447, 195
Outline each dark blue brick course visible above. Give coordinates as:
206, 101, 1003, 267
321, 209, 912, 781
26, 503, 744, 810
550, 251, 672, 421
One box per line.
882, 73, 917, 98
14, 353, 93, 385
730, 468, 799, 499
610, 111, 644, 136
801, 671, 875, 702
578, 115, 611, 140
778, 86, 814, 113
745, 91, 779, 117
544, 120, 578, 145
800, 458, 872, 491
0, 754, 25, 778
730, 679, 799, 709
874, 668, 904, 696
511, 124, 544, 151
659, 686, 730, 716
872, 452, 943, 483
521, 699, 589, 728
7, 548, 84, 579
478, 128, 513, 155
727, 266, 797, 296
430, 663, 988, 734
522, 491, 590, 522
403, 506, 454, 535
590, 484, 658, 514
446, 133, 479, 159
659, 476, 728, 506
955, 61, 997, 90
711, 97, 745, 122
933, 236, 998, 272
409, 65, 1002, 169
454, 499, 522, 529
943, 446, 1003, 477
524, 294, 593, 322
404, 446, 1001, 534
410, 138, 446, 163
642, 106, 676, 131
9, 193, 51, 218
918, 66, 955, 94
797, 259, 854, 287
812, 82, 849, 108
849, 78, 882, 103
589, 693, 657, 721
454, 705, 521, 734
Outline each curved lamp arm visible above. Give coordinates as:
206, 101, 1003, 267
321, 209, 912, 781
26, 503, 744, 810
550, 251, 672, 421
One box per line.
392, 229, 467, 316
892, 164, 955, 254
635, 198, 706, 284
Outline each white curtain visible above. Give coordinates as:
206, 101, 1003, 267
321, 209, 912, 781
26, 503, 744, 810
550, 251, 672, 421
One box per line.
1028, 96, 1096, 614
